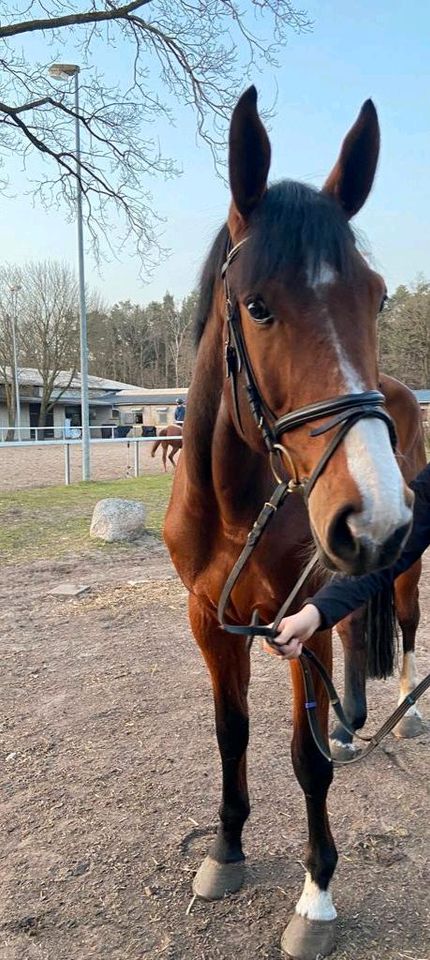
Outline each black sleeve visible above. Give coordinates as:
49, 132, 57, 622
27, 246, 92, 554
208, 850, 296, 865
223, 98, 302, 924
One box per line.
311, 462, 430, 629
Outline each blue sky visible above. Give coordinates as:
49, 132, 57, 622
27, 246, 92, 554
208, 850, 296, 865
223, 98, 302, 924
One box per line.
3, 0, 429, 306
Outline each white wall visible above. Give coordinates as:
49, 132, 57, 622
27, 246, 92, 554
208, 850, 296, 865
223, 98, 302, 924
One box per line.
0, 401, 30, 440
53, 403, 113, 437
118, 403, 178, 426
89, 405, 114, 437
53, 403, 66, 439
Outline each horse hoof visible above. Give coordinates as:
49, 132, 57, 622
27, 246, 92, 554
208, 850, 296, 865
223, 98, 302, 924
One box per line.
393, 712, 424, 739
192, 856, 245, 900
281, 914, 337, 960
329, 738, 361, 763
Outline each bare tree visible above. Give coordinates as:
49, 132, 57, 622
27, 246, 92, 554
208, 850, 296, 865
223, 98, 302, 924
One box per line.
100, 299, 155, 385
0, 266, 23, 438
379, 279, 430, 388
20, 261, 80, 426
0, 1, 310, 270
163, 291, 195, 388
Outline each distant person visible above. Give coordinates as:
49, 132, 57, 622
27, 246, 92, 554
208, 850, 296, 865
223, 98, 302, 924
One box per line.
174, 399, 186, 424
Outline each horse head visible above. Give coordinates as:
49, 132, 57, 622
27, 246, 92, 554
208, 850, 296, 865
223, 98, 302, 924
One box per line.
222, 86, 413, 575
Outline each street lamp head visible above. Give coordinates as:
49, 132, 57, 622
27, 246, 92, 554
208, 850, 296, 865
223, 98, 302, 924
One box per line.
49, 63, 80, 79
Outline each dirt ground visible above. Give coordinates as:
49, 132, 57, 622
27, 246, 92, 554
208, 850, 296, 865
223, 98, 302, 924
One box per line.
1, 538, 429, 960
0, 441, 173, 492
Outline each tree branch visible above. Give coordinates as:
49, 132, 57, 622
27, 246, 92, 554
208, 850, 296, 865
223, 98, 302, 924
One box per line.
0, 1, 152, 39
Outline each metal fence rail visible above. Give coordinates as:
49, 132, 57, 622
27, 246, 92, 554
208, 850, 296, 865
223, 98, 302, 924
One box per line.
0, 435, 182, 486
0, 424, 119, 442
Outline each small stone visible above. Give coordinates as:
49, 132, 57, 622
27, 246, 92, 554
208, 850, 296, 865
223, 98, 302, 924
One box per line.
49, 582, 91, 598
71, 860, 90, 876
16, 916, 38, 935
5, 752, 16, 761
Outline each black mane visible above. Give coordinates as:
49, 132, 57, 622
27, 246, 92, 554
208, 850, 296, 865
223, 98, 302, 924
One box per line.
194, 223, 229, 346
193, 180, 357, 345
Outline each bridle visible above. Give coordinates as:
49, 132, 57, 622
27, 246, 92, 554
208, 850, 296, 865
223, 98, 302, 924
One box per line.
222, 236, 397, 497
218, 236, 430, 765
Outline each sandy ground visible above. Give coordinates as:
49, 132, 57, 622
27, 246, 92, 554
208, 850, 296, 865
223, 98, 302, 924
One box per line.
1, 540, 429, 960
0, 441, 175, 491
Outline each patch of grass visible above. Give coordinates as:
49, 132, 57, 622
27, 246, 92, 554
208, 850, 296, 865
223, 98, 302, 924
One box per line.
0, 475, 173, 564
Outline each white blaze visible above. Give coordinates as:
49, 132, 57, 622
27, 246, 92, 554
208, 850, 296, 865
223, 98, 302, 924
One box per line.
296, 872, 337, 921
330, 328, 410, 542
307, 262, 336, 289
306, 258, 410, 544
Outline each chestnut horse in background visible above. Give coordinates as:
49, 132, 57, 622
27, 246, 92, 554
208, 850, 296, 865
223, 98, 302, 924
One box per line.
164, 87, 414, 960
150, 424, 182, 471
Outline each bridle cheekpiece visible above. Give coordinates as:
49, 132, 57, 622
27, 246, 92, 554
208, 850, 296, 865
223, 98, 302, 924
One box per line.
221, 235, 397, 499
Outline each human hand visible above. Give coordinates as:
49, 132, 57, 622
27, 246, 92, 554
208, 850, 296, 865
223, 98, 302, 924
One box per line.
262, 604, 322, 660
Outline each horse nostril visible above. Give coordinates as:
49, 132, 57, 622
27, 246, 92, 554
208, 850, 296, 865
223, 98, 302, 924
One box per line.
327, 504, 362, 566
327, 506, 412, 574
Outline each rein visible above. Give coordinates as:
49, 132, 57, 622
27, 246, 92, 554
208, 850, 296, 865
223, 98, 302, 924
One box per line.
218, 236, 430, 766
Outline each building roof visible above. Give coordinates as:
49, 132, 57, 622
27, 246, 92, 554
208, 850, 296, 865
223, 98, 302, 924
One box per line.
2, 367, 140, 392
104, 387, 189, 407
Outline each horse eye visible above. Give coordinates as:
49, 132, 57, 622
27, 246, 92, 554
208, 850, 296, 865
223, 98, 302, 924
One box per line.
379, 292, 388, 314
245, 297, 273, 324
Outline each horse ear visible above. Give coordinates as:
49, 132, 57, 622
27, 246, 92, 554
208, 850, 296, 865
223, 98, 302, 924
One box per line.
322, 99, 380, 219
228, 86, 271, 221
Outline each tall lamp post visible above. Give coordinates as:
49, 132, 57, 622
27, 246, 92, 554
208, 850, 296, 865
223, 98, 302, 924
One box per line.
9, 284, 21, 438
48, 63, 90, 480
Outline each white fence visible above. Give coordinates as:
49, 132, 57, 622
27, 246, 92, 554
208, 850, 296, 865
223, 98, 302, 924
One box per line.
0, 434, 182, 486
0, 424, 121, 442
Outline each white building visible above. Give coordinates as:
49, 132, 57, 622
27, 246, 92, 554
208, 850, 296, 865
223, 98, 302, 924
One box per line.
0, 368, 139, 440
0, 368, 189, 440
105, 386, 189, 428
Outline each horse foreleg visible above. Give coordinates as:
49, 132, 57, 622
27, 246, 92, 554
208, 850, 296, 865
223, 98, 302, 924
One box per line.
330, 608, 368, 762
189, 595, 250, 900
168, 448, 177, 468
393, 562, 424, 739
162, 444, 168, 472
282, 631, 338, 960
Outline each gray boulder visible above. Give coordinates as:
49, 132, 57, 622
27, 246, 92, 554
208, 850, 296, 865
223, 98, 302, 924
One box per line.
90, 498, 146, 542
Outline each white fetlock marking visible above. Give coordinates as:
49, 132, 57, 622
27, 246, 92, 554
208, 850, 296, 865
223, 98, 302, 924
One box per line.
295, 872, 337, 921
398, 652, 422, 717
403, 704, 421, 718
330, 738, 359, 753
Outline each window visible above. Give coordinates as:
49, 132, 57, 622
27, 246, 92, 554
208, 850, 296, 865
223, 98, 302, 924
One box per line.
65, 405, 80, 427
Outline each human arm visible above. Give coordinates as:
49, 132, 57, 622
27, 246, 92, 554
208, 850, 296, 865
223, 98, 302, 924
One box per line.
266, 461, 430, 659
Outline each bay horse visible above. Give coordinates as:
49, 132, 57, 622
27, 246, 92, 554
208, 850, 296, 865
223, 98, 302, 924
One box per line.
150, 424, 182, 471
331, 375, 426, 759
164, 87, 414, 960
